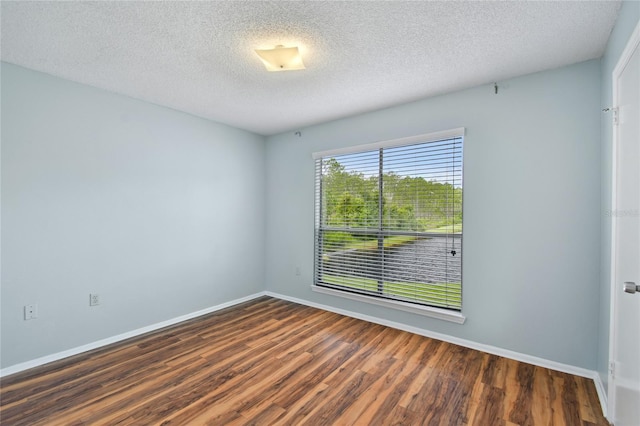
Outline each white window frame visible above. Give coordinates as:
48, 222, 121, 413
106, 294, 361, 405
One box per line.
312, 128, 466, 324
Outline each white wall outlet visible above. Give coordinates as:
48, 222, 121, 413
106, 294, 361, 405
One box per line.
90, 293, 100, 306
295, 266, 301, 276
24, 304, 38, 320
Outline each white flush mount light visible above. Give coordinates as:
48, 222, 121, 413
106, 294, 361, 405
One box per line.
255, 45, 305, 72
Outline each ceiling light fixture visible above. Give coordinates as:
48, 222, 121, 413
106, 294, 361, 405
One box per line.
255, 45, 305, 72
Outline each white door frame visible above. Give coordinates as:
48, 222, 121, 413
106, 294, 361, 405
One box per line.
607, 18, 640, 422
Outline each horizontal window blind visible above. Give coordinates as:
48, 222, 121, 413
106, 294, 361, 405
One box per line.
314, 132, 463, 310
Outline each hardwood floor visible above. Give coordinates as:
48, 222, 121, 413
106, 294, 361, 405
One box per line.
0, 296, 607, 425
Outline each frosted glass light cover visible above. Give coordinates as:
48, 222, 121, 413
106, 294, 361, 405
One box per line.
255, 46, 305, 71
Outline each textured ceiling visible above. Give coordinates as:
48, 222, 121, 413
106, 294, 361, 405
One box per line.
1, 1, 621, 136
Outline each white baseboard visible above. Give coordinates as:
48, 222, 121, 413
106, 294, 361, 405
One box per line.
593, 372, 609, 420
0, 291, 267, 378
266, 291, 599, 380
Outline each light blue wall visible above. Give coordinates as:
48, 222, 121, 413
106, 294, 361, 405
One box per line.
598, 1, 640, 394
1, 63, 266, 368
265, 60, 602, 369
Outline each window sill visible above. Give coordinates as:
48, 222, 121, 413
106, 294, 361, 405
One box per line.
311, 285, 466, 324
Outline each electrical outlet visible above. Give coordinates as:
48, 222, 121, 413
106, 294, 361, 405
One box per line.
295, 266, 301, 276
24, 304, 38, 320
90, 293, 100, 306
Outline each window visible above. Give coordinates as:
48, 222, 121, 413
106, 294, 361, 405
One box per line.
313, 129, 463, 313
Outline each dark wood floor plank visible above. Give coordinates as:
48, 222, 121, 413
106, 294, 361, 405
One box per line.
397, 341, 449, 409
508, 362, 536, 425
560, 372, 584, 426
531, 366, 554, 425
271, 340, 358, 409
302, 356, 398, 425
0, 297, 608, 426
239, 402, 286, 425
576, 375, 605, 424
473, 384, 507, 426
358, 359, 428, 424
334, 353, 412, 425
239, 340, 351, 419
